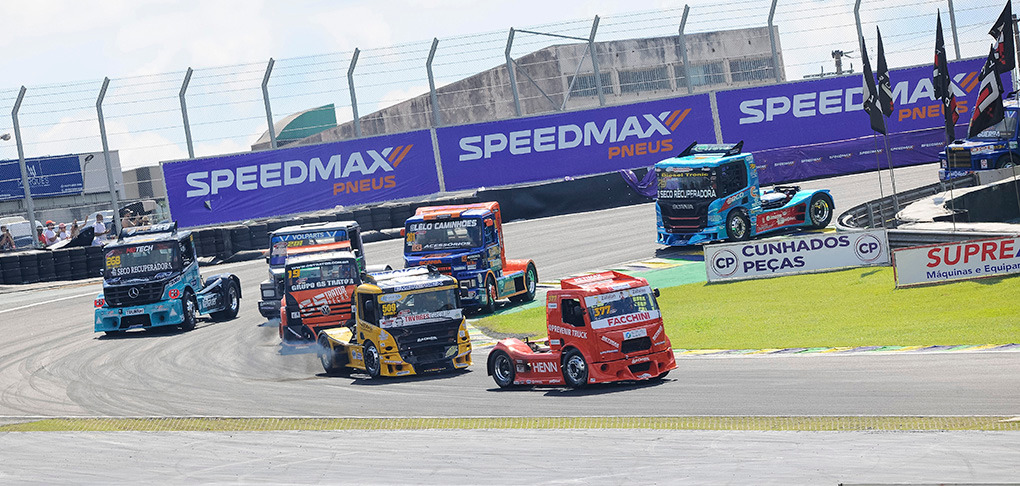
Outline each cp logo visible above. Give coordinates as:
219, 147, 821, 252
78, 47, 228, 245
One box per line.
710, 249, 739, 277
854, 233, 884, 263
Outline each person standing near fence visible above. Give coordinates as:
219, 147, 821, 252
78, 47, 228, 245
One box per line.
0, 225, 14, 251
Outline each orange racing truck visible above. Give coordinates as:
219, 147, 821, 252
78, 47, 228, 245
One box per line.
278, 242, 362, 345
402, 201, 537, 314
487, 271, 675, 388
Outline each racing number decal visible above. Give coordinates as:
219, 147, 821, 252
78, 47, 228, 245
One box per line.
168, 289, 181, 299
591, 305, 612, 318
287, 268, 301, 279
106, 255, 121, 267
381, 303, 397, 316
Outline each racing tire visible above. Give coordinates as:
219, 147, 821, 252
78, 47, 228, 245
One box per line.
363, 341, 381, 378
509, 264, 537, 303
180, 292, 198, 332
479, 274, 498, 314
725, 210, 752, 242
489, 350, 516, 388
997, 154, 1018, 169
318, 335, 347, 376
562, 349, 589, 389
210, 280, 240, 321
808, 194, 834, 229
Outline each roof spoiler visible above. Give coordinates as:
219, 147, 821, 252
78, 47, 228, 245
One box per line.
677, 141, 744, 158
119, 221, 177, 240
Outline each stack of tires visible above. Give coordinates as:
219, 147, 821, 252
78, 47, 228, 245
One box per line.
352, 208, 373, 231
370, 205, 393, 231
390, 203, 416, 230
228, 225, 250, 252
52, 248, 72, 281
86, 246, 104, 277
68, 247, 89, 280
0, 253, 22, 285
20, 252, 39, 284
37, 251, 56, 282
247, 222, 268, 249
334, 209, 355, 223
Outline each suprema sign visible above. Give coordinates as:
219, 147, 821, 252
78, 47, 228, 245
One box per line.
704, 229, 889, 282
892, 236, 1020, 287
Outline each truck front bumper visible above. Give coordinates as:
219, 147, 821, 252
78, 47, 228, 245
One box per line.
378, 343, 472, 377
95, 300, 184, 333
588, 347, 676, 383
657, 227, 720, 246
258, 299, 280, 319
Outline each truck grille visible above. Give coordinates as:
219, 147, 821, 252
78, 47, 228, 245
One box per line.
390, 320, 460, 365
659, 200, 709, 233
104, 282, 165, 307
946, 150, 972, 169
621, 337, 652, 354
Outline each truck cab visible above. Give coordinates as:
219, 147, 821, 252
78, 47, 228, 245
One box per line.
316, 266, 472, 378
94, 222, 241, 335
279, 246, 362, 345
258, 221, 365, 319
402, 202, 537, 313
655, 142, 834, 246
939, 101, 1020, 181
487, 271, 675, 388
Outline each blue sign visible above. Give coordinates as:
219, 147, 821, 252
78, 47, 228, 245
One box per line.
0, 154, 84, 201
162, 130, 441, 227
436, 95, 716, 191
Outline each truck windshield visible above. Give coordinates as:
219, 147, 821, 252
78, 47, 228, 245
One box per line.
285, 260, 358, 292
378, 288, 461, 328
104, 241, 181, 279
269, 229, 348, 267
404, 219, 482, 253
972, 110, 1018, 140
583, 286, 660, 328
657, 169, 717, 199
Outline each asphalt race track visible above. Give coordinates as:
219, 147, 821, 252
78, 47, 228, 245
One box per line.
1, 164, 1017, 483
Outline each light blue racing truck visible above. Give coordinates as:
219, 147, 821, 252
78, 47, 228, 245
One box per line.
94, 223, 241, 335
939, 99, 1020, 181
655, 142, 834, 246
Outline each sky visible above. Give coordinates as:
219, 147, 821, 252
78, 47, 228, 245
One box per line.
0, 0, 1009, 169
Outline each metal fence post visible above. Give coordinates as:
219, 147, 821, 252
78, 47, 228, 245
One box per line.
768, 0, 781, 83
947, 0, 961, 60
679, 5, 692, 94
262, 58, 277, 149
348, 48, 362, 137
505, 29, 521, 117
426, 38, 442, 127
588, 16, 605, 106
12, 86, 37, 247
96, 77, 120, 225
180, 67, 195, 159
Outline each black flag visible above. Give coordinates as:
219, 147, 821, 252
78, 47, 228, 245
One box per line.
989, 0, 1016, 74
876, 27, 894, 117
861, 37, 886, 134
969, 45, 1006, 138
934, 11, 959, 141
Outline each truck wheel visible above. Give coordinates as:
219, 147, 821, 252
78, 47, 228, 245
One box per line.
180, 292, 198, 331
562, 349, 589, 388
489, 350, 516, 388
363, 341, 381, 378
808, 194, 834, 229
997, 154, 1018, 169
318, 335, 346, 375
210, 280, 240, 321
509, 264, 537, 303
726, 211, 751, 242
479, 275, 498, 314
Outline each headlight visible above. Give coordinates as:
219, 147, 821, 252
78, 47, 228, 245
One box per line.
262, 288, 275, 299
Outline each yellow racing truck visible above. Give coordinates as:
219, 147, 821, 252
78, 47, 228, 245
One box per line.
316, 266, 471, 378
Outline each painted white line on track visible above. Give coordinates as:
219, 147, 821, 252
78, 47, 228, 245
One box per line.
0, 291, 97, 315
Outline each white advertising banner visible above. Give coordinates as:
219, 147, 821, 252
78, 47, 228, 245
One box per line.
704, 229, 890, 282
893, 236, 1020, 288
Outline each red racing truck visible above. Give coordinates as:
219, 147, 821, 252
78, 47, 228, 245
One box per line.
279, 243, 362, 345
487, 271, 675, 388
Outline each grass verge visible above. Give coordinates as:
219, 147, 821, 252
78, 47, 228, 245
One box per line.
475, 267, 1020, 349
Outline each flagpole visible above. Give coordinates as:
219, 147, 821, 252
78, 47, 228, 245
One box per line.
871, 133, 886, 227
881, 131, 900, 219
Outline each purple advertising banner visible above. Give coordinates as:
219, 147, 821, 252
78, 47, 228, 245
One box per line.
162, 131, 440, 227
716, 57, 1004, 151
754, 127, 954, 185
436, 95, 716, 191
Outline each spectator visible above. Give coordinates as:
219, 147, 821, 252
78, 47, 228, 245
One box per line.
69, 220, 80, 239
57, 223, 70, 241
0, 225, 14, 251
92, 214, 107, 246
121, 210, 135, 231
37, 225, 47, 248
42, 221, 57, 245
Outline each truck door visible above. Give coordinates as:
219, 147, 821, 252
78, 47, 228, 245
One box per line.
483, 217, 502, 272
717, 161, 748, 198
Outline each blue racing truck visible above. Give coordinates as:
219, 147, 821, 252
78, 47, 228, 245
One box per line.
94, 223, 241, 335
939, 100, 1019, 181
402, 202, 537, 314
655, 142, 834, 246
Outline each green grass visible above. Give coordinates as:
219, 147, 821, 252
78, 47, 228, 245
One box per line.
476, 267, 1020, 349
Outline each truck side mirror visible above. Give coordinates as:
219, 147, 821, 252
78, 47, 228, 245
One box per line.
400, 228, 406, 237
266, 256, 271, 264
653, 288, 660, 298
